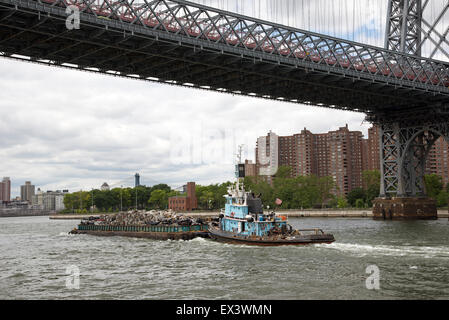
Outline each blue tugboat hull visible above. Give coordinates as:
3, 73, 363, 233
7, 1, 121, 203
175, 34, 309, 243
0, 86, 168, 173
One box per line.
208, 225, 335, 246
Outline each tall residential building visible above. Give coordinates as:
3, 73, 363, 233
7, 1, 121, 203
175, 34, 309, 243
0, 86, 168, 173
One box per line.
20, 181, 35, 203
32, 190, 67, 211
253, 125, 449, 195
297, 129, 317, 177
0, 177, 11, 203
244, 160, 257, 177
315, 133, 329, 177
361, 125, 449, 186
327, 125, 364, 195
426, 136, 449, 185
256, 131, 279, 184
255, 125, 371, 196
32, 188, 44, 207
367, 126, 380, 171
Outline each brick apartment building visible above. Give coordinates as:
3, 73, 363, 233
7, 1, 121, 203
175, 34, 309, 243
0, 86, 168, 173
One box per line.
366, 126, 380, 171
359, 126, 449, 186
244, 160, 257, 177
255, 125, 380, 196
168, 182, 198, 211
253, 124, 449, 196
363, 127, 449, 186
426, 136, 449, 186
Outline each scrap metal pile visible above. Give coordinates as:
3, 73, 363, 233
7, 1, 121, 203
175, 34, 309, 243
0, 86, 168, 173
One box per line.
80, 210, 206, 227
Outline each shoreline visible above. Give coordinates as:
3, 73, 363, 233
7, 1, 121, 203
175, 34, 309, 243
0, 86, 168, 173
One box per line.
0, 212, 51, 218
49, 209, 449, 220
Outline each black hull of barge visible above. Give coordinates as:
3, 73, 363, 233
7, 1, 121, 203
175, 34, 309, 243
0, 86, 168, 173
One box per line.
70, 229, 209, 240
208, 227, 335, 246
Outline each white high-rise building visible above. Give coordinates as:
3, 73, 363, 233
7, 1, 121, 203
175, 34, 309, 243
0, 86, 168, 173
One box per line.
32, 190, 67, 211
256, 131, 279, 179
32, 188, 44, 207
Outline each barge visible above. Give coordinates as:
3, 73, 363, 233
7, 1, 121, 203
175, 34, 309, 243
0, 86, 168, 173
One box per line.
208, 167, 335, 246
70, 223, 209, 240
69, 211, 209, 240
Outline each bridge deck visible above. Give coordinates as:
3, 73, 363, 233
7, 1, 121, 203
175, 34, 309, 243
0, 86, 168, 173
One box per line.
1, 0, 448, 114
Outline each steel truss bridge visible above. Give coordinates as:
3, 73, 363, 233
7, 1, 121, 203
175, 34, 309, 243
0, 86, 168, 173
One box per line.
1, 0, 449, 200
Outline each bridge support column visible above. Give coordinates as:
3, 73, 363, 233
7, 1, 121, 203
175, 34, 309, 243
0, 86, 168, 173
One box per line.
371, 118, 449, 220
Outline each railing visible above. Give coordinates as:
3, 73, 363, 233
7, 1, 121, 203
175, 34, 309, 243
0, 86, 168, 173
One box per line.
297, 228, 325, 235
31, 0, 449, 88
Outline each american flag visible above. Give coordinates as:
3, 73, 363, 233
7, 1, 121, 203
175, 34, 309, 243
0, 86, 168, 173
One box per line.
275, 198, 282, 205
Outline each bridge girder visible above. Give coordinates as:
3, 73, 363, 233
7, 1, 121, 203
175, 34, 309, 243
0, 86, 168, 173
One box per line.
0, 0, 447, 115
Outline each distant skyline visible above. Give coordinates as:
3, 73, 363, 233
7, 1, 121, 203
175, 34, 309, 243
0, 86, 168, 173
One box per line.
0, 58, 370, 198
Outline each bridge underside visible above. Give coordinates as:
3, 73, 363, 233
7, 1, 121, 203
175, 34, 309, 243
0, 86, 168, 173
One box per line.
0, 1, 447, 116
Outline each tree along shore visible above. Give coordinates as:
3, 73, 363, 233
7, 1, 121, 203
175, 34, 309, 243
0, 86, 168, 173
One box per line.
62, 168, 449, 214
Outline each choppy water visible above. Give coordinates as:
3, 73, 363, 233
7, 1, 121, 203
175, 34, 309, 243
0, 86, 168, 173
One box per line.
0, 216, 448, 299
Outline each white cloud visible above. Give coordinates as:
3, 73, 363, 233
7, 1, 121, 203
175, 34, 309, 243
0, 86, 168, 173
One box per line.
12, 0, 449, 196
0, 58, 370, 197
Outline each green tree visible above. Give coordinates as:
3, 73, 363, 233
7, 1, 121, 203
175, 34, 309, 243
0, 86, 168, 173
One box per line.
337, 197, 348, 208
365, 184, 380, 207
274, 166, 292, 179
424, 174, 444, 199
151, 184, 171, 193
317, 176, 335, 207
347, 188, 366, 207
355, 198, 365, 208
199, 191, 214, 210
148, 189, 167, 209
436, 191, 449, 207
362, 170, 380, 188
362, 170, 380, 206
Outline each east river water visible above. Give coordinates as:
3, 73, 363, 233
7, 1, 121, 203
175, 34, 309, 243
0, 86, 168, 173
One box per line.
0, 215, 448, 299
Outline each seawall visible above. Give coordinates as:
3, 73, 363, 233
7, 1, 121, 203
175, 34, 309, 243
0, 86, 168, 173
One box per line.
0, 209, 53, 218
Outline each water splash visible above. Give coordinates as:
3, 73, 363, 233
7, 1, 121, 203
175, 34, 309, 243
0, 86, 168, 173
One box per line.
316, 242, 449, 259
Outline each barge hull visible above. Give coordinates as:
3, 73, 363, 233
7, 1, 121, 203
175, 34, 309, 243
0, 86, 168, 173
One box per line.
71, 229, 209, 240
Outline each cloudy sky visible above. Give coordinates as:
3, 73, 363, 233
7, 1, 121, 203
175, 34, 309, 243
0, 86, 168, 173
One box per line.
0, 57, 369, 197
1, 0, 447, 197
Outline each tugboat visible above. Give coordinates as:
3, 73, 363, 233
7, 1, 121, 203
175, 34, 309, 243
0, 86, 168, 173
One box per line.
208, 164, 335, 246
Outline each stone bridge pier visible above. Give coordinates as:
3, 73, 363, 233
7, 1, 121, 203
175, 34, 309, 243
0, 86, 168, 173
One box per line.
371, 111, 449, 220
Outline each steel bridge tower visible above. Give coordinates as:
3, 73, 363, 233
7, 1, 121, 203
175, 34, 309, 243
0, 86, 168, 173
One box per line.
373, 0, 449, 219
